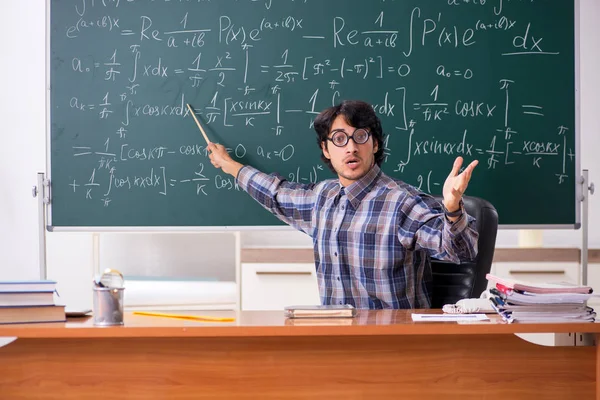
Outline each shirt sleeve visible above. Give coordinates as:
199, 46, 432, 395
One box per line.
236, 166, 317, 236
396, 194, 479, 263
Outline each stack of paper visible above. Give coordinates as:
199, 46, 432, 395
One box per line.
486, 274, 597, 323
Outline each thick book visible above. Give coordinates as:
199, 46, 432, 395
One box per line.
0, 280, 57, 292
497, 303, 591, 313
0, 290, 56, 307
486, 274, 593, 294
0, 305, 66, 324
284, 304, 357, 318
509, 314, 596, 323
504, 291, 596, 305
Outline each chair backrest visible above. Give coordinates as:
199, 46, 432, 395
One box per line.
430, 196, 498, 308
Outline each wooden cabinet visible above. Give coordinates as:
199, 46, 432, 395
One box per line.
238, 248, 599, 312
489, 248, 584, 288
240, 262, 320, 310
492, 262, 580, 285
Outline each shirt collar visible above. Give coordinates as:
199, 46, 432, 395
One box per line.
341, 164, 381, 209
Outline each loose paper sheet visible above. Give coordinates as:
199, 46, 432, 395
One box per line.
411, 313, 489, 322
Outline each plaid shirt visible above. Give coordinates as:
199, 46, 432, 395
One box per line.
237, 164, 478, 309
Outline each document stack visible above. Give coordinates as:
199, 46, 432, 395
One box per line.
0, 281, 66, 324
485, 274, 597, 323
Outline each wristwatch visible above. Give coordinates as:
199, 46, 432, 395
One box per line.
442, 200, 464, 218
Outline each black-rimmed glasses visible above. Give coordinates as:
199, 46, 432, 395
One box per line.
326, 128, 370, 147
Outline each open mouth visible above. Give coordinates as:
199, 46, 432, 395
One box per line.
345, 158, 360, 168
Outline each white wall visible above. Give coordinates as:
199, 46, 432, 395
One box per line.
0, 2, 47, 280
1, 1, 598, 309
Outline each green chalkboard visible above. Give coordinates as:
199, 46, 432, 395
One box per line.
49, 0, 577, 228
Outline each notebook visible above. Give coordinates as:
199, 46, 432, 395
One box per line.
284, 304, 357, 318
0, 281, 57, 292
0, 291, 56, 307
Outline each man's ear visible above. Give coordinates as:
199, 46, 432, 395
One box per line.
321, 141, 331, 160
373, 139, 379, 154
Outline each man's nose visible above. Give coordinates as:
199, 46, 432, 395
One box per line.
345, 138, 359, 152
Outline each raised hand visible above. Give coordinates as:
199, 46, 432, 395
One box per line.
442, 156, 478, 212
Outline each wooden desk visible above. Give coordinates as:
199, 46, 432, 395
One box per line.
0, 310, 599, 399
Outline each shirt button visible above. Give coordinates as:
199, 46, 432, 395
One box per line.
337, 277, 340, 281
341, 205, 345, 210
334, 252, 338, 257
339, 301, 343, 305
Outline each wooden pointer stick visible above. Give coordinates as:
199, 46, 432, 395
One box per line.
186, 103, 211, 145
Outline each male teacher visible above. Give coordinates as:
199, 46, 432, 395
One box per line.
208, 100, 479, 309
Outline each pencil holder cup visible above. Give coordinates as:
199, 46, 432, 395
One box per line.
93, 287, 124, 326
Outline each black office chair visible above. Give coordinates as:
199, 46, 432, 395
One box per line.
430, 196, 499, 308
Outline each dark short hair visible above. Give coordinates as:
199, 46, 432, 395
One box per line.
314, 100, 385, 172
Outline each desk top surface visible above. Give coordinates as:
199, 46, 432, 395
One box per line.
1, 310, 600, 338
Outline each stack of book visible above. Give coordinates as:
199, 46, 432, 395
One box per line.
486, 274, 597, 323
0, 280, 66, 324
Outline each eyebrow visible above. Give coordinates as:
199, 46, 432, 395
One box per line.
330, 128, 351, 133
329, 128, 367, 134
